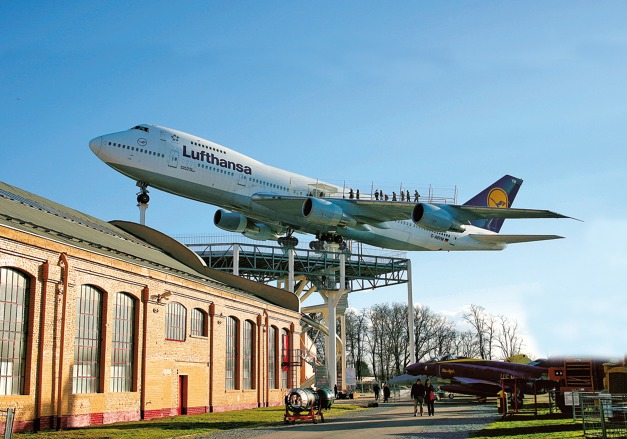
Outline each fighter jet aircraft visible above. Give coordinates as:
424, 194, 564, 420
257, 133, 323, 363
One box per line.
406, 355, 554, 402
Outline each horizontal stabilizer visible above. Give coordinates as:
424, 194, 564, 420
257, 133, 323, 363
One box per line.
470, 234, 564, 244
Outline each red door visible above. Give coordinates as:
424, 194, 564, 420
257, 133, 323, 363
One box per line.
179, 376, 188, 415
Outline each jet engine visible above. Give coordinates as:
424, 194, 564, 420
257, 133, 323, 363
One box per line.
412, 203, 465, 233
302, 198, 356, 227
213, 210, 278, 241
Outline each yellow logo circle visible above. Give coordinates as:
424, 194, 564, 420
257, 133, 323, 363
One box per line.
487, 188, 508, 208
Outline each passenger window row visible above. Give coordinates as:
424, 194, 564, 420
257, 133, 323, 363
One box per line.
197, 163, 234, 176
191, 140, 225, 155
109, 142, 165, 158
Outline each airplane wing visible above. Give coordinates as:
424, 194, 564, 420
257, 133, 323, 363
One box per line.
455, 377, 503, 388
470, 234, 564, 244
251, 195, 415, 222
444, 205, 576, 222
252, 194, 574, 227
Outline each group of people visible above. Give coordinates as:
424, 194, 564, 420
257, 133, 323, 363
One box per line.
373, 189, 420, 202
372, 382, 391, 403
410, 378, 436, 416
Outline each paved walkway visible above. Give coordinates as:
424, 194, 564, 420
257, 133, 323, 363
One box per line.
205, 396, 500, 439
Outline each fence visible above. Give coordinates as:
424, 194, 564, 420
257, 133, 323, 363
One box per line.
0, 408, 15, 439
578, 392, 627, 438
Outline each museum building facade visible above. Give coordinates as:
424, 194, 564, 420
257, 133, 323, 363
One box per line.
0, 182, 301, 432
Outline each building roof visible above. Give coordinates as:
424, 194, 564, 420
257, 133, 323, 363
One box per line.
0, 181, 299, 311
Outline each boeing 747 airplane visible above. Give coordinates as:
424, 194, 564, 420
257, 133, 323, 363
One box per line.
89, 124, 571, 251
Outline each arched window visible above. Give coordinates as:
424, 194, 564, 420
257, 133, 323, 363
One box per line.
165, 302, 186, 341
225, 316, 238, 390
268, 325, 278, 389
243, 320, 255, 389
73, 285, 103, 394
281, 328, 289, 389
0, 267, 30, 395
111, 292, 135, 392
191, 308, 207, 337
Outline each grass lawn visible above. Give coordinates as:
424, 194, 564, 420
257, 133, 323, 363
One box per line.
15, 404, 366, 439
471, 404, 584, 438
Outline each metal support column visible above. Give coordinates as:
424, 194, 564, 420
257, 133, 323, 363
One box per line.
233, 244, 240, 276
138, 202, 148, 225
288, 248, 295, 293
407, 259, 415, 364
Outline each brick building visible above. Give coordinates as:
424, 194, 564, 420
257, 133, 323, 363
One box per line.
0, 181, 302, 432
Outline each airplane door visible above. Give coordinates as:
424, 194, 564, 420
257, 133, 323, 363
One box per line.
238, 173, 246, 187
168, 150, 179, 168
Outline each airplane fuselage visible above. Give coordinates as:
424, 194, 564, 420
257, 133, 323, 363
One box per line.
89, 124, 508, 251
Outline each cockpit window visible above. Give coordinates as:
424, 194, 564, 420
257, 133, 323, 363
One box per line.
131, 125, 149, 132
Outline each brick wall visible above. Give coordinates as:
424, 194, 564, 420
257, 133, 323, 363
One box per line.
0, 226, 301, 432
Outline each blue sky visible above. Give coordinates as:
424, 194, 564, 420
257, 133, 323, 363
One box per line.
2, 1, 626, 359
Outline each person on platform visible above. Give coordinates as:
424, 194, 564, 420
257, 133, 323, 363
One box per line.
373, 381, 380, 401
410, 378, 425, 416
383, 383, 391, 402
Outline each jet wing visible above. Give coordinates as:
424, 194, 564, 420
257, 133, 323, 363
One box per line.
251, 194, 308, 215
455, 377, 503, 388
470, 234, 564, 244
251, 195, 575, 230
446, 205, 575, 222
252, 195, 414, 223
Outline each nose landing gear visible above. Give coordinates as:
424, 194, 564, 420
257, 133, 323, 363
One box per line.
136, 181, 149, 225
136, 181, 150, 204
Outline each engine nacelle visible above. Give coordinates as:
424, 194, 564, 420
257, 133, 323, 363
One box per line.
214, 209, 278, 241
214, 209, 248, 233
302, 198, 356, 227
412, 203, 465, 233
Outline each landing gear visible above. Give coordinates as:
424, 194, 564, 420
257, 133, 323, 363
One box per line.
136, 181, 150, 204
309, 233, 347, 251
135, 181, 150, 225
278, 230, 298, 248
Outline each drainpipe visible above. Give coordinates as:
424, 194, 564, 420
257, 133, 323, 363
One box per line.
256, 314, 262, 407
209, 303, 216, 412
34, 262, 49, 432
55, 254, 69, 431
264, 310, 269, 407
140, 287, 149, 419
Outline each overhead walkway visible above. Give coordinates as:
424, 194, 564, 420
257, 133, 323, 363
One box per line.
186, 242, 409, 292
179, 237, 415, 392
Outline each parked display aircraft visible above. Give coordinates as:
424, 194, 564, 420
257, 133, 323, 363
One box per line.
406, 355, 554, 401
89, 124, 572, 251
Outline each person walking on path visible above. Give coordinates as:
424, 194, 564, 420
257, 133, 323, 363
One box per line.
410, 378, 425, 416
425, 378, 435, 416
373, 382, 380, 401
383, 383, 391, 403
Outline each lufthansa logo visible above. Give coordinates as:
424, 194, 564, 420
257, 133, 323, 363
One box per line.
487, 188, 508, 208
137, 138, 147, 146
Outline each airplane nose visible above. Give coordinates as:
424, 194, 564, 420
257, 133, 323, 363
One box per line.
89, 136, 102, 155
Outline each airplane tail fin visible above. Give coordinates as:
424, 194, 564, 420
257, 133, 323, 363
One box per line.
463, 175, 523, 233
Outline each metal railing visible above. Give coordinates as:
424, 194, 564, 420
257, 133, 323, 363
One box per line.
576, 392, 627, 438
